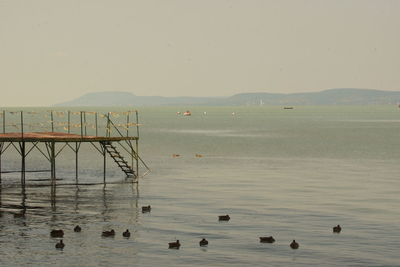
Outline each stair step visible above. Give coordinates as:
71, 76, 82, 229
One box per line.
104, 144, 135, 177
121, 167, 132, 170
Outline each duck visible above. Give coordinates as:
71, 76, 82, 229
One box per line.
168, 240, 181, 249
142, 205, 151, 213
102, 229, 115, 237
50, 229, 64, 238
199, 238, 208, 247
259, 236, 275, 243
333, 224, 342, 233
218, 215, 230, 221
122, 229, 131, 238
55, 240, 65, 249
74, 225, 81, 232
290, 240, 299, 249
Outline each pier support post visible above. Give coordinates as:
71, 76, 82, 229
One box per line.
50, 141, 56, 204
136, 110, 139, 178
0, 142, 3, 184
75, 142, 80, 185
20, 142, 26, 187
49, 141, 56, 187
2, 110, 5, 133
103, 145, 106, 186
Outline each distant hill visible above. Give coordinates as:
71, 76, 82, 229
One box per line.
55, 88, 400, 106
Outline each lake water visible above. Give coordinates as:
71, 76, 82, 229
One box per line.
0, 106, 399, 266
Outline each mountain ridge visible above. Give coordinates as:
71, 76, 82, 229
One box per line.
55, 88, 400, 106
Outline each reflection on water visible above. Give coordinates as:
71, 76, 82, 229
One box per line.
0, 180, 141, 266
0, 106, 400, 266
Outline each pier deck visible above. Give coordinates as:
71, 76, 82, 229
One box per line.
0, 132, 138, 142
0, 110, 149, 189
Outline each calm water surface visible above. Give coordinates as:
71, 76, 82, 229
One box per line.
0, 106, 399, 266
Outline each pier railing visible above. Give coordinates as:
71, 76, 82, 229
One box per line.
0, 109, 149, 187
0, 109, 139, 138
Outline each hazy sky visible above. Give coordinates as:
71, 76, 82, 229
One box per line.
1, 0, 399, 106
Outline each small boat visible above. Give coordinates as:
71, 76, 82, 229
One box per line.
183, 111, 191, 116
168, 240, 181, 249
195, 154, 203, 158
259, 236, 275, 243
218, 215, 230, 221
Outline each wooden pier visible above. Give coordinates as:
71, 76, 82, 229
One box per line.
0, 110, 149, 189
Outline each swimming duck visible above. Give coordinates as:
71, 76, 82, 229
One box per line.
259, 236, 275, 243
142, 205, 151, 213
290, 240, 299, 249
218, 215, 230, 221
50, 229, 64, 238
74, 225, 81, 232
168, 240, 181, 249
199, 238, 208, 246
102, 229, 115, 237
123, 229, 131, 238
333, 224, 342, 233
55, 240, 65, 249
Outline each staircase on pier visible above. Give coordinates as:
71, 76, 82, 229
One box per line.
102, 142, 136, 178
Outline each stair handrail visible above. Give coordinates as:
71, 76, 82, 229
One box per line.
102, 113, 151, 174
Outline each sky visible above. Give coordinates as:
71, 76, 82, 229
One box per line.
1, 0, 400, 106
